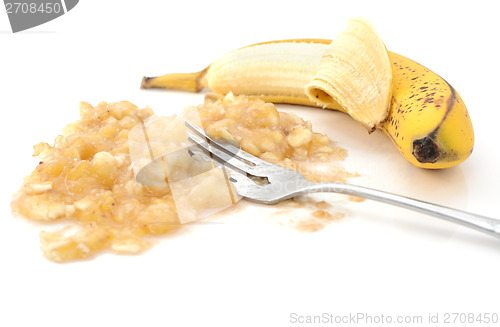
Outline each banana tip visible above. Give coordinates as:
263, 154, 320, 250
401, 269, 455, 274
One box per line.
140, 76, 151, 89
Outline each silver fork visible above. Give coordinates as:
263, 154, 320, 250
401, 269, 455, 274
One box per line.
185, 120, 500, 239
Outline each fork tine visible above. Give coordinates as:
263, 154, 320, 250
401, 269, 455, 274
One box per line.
184, 120, 277, 169
186, 131, 257, 176
186, 143, 269, 201
184, 119, 313, 204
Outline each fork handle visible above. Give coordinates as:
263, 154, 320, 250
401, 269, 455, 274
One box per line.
303, 182, 500, 238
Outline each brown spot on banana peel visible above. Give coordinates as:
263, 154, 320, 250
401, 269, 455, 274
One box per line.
412, 136, 440, 163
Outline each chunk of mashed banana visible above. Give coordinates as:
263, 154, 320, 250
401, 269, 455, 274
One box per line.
12, 94, 353, 262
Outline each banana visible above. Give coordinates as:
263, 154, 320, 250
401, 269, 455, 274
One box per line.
141, 38, 474, 169
382, 52, 473, 168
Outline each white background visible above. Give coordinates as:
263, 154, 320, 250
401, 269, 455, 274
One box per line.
1, 1, 500, 326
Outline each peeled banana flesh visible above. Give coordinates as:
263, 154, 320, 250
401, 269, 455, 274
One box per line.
141, 22, 474, 169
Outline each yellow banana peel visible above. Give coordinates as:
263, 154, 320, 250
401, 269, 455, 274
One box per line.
141, 22, 474, 169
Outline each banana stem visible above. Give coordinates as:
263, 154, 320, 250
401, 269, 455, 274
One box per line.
141, 67, 208, 92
